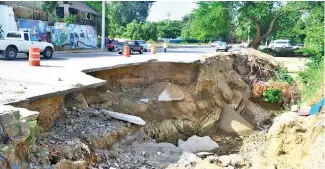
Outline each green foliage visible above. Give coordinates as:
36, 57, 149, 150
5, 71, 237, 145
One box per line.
274, 66, 295, 85
41, 1, 58, 17
263, 88, 282, 103
156, 20, 184, 39
298, 61, 324, 102
296, 2, 324, 103
107, 1, 154, 27
123, 20, 158, 41
64, 14, 77, 24
189, 2, 230, 41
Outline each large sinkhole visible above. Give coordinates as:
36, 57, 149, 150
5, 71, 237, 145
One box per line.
8, 54, 280, 169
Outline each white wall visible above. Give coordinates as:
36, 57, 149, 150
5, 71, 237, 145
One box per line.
0, 5, 18, 37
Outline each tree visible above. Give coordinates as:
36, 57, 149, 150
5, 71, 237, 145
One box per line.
156, 20, 184, 39
41, 1, 58, 17
189, 2, 231, 42
235, 2, 306, 48
141, 22, 158, 41
107, 1, 154, 27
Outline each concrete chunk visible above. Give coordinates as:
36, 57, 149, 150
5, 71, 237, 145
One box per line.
178, 135, 219, 153
0, 105, 39, 122
158, 84, 184, 102
101, 110, 146, 125
218, 104, 254, 136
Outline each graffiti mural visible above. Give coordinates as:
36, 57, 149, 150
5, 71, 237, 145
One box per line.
18, 19, 48, 41
51, 22, 97, 49
16, 19, 97, 49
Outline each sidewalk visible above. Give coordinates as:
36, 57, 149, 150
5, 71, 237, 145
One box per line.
55, 48, 103, 54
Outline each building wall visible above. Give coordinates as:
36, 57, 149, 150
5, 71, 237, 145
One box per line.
17, 19, 97, 49
0, 5, 18, 37
18, 19, 48, 41
50, 22, 97, 49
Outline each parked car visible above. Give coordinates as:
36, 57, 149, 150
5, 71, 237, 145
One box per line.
0, 31, 54, 60
210, 41, 221, 47
136, 40, 148, 52
118, 40, 144, 54
216, 41, 230, 52
293, 44, 304, 49
268, 40, 292, 49
106, 39, 115, 51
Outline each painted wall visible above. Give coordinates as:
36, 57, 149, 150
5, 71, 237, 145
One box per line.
16, 19, 97, 49
18, 19, 48, 41
0, 5, 18, 38
50, 23, 97, 49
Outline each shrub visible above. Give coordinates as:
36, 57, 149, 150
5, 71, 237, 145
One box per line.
263, 88, 282, 103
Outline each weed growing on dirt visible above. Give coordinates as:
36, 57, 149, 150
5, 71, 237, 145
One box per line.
298, 60, 324, 102
263, 88, 282, 103
274, 66, 295, 85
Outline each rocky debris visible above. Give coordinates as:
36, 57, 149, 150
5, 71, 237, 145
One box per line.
158, 83, 184, 101
53, 159, 86, 169
64, 92, 88, 110
93, 129, 184, 169
178, 135, 219, 153
290, 105, 299, 112
217, 105, 254, 136
101, 110, 146, 125
216, 154, 245, 167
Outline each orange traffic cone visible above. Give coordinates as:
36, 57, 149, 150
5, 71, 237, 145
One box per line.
151, 45, 156, 54
124, 46, 130, 57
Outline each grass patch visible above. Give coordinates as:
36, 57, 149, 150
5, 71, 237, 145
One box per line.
297, 60, 324, 102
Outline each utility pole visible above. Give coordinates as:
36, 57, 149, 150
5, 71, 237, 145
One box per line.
101, 0, 105, 50
167, 12, 171, 26
247, 25, 250, 44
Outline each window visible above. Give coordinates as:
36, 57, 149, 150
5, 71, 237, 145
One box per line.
275, 41, 289, 44
69, 8, 78, 15
7, 33, 21, 38
24, 33, 29, 41
86, 13, 91, 20
56, 7, 64, 18
30, 34, 40, 42
137, 41, 145, 44
127, 41, 135, 45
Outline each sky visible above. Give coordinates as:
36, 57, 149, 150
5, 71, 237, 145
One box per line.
147, 1, 197, 21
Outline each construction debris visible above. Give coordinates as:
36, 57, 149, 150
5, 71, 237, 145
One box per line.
101, 110, 146, 125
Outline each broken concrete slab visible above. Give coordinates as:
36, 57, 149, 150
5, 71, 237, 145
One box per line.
0, 105, 39, 122
101, 110, 146, 125
178, 135, 219, 153
218, 104, 254, 136
158, 84, 184, 102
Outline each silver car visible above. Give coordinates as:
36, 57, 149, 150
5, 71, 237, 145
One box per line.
216, 42, 229, 52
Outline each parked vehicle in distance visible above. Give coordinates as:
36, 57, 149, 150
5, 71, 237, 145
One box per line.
210, 41, 221, 47
0, 31, 54, 60
268, 40, 292, 49
118, 40, 144, 54
106, 39, 115, 51
136, 40, 147, 52
293, 44, 304, 49
216, 41, 230, 52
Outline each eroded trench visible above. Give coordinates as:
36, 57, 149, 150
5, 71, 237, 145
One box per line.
6, 53, 281, 169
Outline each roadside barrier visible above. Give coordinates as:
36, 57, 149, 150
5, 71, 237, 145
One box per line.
29, 47, 40, 66
151, 45, 156, 54
124, 46, 130, 57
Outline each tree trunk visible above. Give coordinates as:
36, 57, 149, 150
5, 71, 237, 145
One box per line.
250, 15, 280, 49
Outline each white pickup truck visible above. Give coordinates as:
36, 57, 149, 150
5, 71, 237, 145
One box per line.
0, 31, 54, 60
